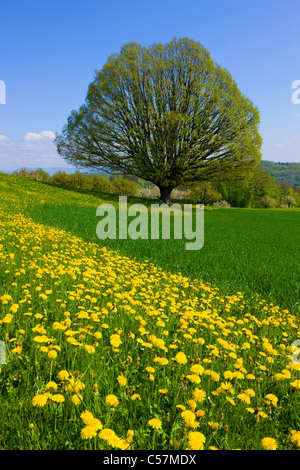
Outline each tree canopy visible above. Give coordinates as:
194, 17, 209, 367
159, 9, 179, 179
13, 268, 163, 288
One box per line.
56, 37, 262, 203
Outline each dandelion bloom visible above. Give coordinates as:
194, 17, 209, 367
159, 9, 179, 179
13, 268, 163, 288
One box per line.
153, 357, 169, 365
190, 364, 205, 376
148, 418, 162, 430
265, 393, 278, 407
57, 370, 69, 380
105, 394, 119, 407
130, 393, 141, 401
84, 345, 95, 354
158, 389, 168, 395
48, 350, 57, 360
70, 393, 82, 405
210, 371, 220, 382
117, 375, 127, 387
173, 352, 188, 364
187, 431, 206, 450
50, 394, 65, 403
46, 381, 58, 391
257, 411, 268, 419
261, 437, 278, 450
32, 394, 49, 407
192, 388, 206, 403
126, 430, 134, 444
181, 410, 199, 428
80, 410, 94, 424
224, 371, 234, 380
99, 428, 117, 441
226, 397, 235, 406
208, 421, 219, 431
290, 380, 300, 389
290, 430, 300, 448
81, 426, 98, 439
110, 334, 121, 348
186, 374, 201, 384
237, 393, 251, 404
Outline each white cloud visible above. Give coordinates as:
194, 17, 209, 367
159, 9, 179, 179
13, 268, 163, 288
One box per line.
24, 130, 56, 142
0, 132, 72, 172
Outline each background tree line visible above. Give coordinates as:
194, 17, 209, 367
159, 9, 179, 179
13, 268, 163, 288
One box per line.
11, 165, 300, 208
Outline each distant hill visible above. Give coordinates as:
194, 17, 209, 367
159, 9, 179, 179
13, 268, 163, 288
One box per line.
260, 161, 300, 187
2, 161, 300, 187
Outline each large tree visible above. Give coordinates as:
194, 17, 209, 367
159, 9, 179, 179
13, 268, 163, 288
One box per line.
56, 37, 262, 203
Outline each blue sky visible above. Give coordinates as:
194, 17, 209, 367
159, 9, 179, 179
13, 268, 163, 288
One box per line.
0, 0, 299, 172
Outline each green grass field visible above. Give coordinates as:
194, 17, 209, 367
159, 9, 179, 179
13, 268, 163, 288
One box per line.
0, 172, 300, 450
28, 187, 300, 315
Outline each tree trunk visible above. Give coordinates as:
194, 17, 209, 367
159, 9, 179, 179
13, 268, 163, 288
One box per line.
159, 186, 173, 204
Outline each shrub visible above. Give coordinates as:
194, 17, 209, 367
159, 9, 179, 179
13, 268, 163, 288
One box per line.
90, 174, 113, 193
283, 195, 296, 208
260, 195, 277, 208
189, 182, 222, 205
137, 186, 160, 199
212, 200, 231, 208
12, 168, 32, 178
67, 171, 89, 189
12, 167, 50, 182
29, 168, 50, 182
51, 170, 72, 186
112, 177, 139, 196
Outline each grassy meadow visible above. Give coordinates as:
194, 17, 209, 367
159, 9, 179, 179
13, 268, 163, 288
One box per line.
0, 172, 300, 450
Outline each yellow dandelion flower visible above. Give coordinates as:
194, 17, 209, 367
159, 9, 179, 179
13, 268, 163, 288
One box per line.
181, 410, 198, 428
208, 421, 219, 430
261, 437, 278, 450
290, 430, 300, 448
190, 364, 205, 375
186, 374, 201, 384
290, 380, 300, 389
237, 393, 251, 404
58, 370, 69, 381
130, 393, 141, 401
117, 375, 127, 387
265, 393, 278, 407
32, 393, 49, 407
84, 345, 95, 354
81, 425, 98, 439
48, 349, 57, 360
192, 388, 206, 403
148, 418, 162, 430
187, 431, 206, 450
50, 394, 65, 403
226, 397, 235, 406
70, 393, 82, 405
105, 394, 119, 407
99, 428, 117, 441
80, 410, 94, 424
173, 352, 188, 364
110, 334, 121, 348
126, 430, 134, 444
187, 399, 197, 410
46, 381, 58, 391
